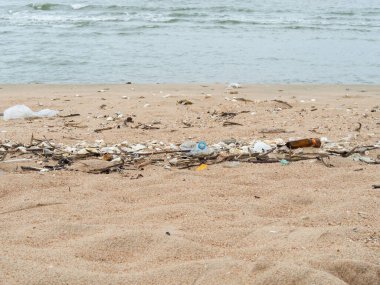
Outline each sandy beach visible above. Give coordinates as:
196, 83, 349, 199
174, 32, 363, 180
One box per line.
0, 84, 379, 284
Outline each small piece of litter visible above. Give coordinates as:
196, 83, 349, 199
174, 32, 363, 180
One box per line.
280, 159, 289, 166
3, 105, 59, 121
196, 164, 208, 171
251, 141, 272, 153
177, 99, 193, 105
228, 83, 242, 89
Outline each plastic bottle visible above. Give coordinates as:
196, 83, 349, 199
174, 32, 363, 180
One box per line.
286, 138, 321, 149
190, 141, 213, 157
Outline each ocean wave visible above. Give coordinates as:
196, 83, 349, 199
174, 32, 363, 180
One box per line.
25, 3, 163, 12
213, 19, 259, 25
168, 12, 208, 18
27, 2, 93, 11
27, 3, 63, 11
328, 11, 355, 16
23, 3, 258, 14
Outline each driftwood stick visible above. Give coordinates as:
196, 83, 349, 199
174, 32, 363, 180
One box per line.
88, 161, 124, 174
94, 127, 113, 133
21, 166, 44, 171
60, 114, 80, 118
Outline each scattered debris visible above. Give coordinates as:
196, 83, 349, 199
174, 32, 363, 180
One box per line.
223, 121, 243, 126
182, 121, 193, 128
211, 110, 250, 121
131, 123, 160, 130
354, 122, 362, 132
272, 100, 293, 109
59, 113, 80, 118
177, 99, 193, 105
372, 185, 380, 189
123, 117, 134, 125
234, 97, 253, 103
64, 122, 88, 128
260, 128, 293, 134
94, 127, 113, 133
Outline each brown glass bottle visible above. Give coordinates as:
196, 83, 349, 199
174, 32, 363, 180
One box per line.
286, 138, 321, 149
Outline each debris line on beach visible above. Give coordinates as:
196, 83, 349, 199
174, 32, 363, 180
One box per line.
0, 136, 379, 174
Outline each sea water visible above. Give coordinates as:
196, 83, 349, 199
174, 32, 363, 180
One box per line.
1, 0, 379, 83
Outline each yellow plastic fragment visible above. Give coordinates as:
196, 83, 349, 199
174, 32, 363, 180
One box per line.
196, 164, 208, 171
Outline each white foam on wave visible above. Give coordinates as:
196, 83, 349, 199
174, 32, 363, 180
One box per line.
71, 3, 89, 10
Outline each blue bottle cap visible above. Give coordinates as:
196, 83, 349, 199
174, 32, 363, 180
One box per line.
197, 141, 207, 150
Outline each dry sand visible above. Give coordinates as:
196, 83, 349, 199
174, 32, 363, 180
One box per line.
0, 84, 379, 284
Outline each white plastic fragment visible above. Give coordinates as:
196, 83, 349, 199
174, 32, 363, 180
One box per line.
3, 105, 59, 121
180, 141, 196, 151
251, 141, 272, 153
100, 146, 121, 154
228, 83, 242, 89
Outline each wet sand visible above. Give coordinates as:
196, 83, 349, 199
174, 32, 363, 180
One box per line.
0, 84, 379, 284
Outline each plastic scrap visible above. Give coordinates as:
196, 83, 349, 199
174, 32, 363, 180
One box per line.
196, 164, 208, 171
280, 159, 289, 166
251, 141, 272, 153
3, 105, 59, 121
180, 141, 214, 157
228, 83, 242, 89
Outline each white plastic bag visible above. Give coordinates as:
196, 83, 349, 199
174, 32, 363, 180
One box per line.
3, 105, 59, 121
250, 141, 272, 153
